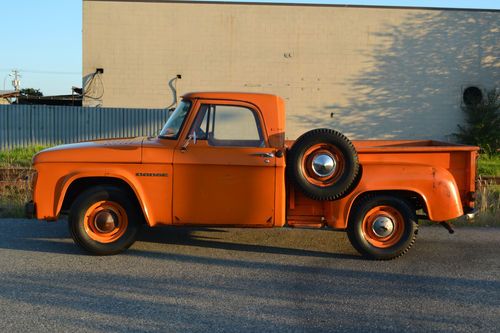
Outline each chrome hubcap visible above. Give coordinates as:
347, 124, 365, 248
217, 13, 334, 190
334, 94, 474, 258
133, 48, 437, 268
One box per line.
94, 211, 118, 233
312, 154, 336, 177
372, 216, 395, 237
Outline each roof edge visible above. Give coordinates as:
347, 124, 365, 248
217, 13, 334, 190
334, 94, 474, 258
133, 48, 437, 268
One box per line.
83, 0, 500, 13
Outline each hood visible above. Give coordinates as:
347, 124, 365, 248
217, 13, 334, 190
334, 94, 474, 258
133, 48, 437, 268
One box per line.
33, 137, 145, 164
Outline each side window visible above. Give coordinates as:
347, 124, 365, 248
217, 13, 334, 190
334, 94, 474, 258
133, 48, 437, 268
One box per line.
192, 104, 264, 147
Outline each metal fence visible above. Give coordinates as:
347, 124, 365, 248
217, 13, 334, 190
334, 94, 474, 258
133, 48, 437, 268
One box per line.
0, 105, 170, 150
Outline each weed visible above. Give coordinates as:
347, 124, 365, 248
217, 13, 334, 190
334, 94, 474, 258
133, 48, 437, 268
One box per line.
0, 180, 32, 218
0, 145, 48, 168
473, 181, 500, 226
0, 146, 46, 218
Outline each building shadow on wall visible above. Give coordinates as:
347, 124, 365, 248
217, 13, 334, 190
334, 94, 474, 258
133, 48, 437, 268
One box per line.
292, 10, 499, 140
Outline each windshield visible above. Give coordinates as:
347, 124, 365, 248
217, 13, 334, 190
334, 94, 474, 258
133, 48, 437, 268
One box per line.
159, 100, 192, 139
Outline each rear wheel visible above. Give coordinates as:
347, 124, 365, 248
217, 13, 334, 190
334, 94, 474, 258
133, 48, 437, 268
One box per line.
347, 195, 418, 260
68, 186, 141, 255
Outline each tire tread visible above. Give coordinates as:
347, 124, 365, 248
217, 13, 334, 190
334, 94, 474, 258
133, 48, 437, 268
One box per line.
68, 186, 140, 255
288, 128, 359, 201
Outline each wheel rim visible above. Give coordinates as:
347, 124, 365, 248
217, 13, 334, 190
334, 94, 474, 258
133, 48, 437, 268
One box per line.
362, 206, 404, 248
83, 201, 128, 243
301, 143, 345, 187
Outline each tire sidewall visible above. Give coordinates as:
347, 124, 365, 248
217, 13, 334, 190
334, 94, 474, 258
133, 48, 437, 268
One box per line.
69, 187, 140, 255
289, 129, 359, 200
349, 196, 417, 260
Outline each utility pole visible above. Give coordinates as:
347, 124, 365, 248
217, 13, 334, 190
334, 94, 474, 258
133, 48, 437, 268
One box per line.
11, 69, 21, 91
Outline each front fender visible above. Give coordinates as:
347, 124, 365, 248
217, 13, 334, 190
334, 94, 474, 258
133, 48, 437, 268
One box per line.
34, 163, 171, 226
56, 170, 154, 224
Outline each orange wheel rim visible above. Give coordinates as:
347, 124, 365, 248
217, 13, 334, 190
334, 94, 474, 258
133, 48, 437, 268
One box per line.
301, 143, 345, 187
362, 206, 404, 248
83, 201, 128, 244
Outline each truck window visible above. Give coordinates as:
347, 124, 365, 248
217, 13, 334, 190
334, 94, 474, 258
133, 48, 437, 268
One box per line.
193, 104, 264, 147
159, 100, 192, 139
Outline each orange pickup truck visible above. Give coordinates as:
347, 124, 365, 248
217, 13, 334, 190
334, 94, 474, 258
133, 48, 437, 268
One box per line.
27, 92, 479, 259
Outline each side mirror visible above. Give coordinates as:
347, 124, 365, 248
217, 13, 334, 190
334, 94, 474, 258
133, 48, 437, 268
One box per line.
181, 131, 197, 152
167, 108, 175, 119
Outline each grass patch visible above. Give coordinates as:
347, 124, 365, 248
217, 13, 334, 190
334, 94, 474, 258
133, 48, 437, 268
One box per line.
0, 145, 49, 168
0, 169, 33, 218
0, 146, 45, 218
472, 182, 500, 226
0, 177, 33, 219
478, 154, 500, 177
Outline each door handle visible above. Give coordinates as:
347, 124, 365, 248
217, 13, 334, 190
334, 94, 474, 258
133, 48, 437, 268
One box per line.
251, 152, 275, 158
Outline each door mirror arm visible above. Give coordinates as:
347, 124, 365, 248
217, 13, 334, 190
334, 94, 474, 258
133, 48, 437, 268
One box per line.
181, 131, 197, 152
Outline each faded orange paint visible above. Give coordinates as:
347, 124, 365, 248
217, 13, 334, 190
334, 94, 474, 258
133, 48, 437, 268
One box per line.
31, 92, 479, 231
287, 143, 478, 228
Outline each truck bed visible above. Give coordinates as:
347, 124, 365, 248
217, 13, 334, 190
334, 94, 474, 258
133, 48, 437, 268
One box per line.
353, 140, 478, 198
286, 140, 479, 228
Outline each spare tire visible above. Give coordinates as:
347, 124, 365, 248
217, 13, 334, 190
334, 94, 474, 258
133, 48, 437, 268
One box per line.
287, 128, 359, 200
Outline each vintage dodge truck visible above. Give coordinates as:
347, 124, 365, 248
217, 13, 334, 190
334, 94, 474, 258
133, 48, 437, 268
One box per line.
27, 92, 479, 259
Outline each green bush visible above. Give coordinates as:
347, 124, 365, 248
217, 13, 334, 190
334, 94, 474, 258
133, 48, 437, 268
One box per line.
454, 89, 500, 156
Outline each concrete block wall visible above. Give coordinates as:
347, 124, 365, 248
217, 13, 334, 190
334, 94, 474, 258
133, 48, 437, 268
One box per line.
83, 1, 500, 140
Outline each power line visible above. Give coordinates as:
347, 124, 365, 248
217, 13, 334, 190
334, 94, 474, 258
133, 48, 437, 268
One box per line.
0, 68, 80, 75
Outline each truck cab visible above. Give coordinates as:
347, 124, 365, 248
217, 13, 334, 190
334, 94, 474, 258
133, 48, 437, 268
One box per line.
155, 92, 287, 227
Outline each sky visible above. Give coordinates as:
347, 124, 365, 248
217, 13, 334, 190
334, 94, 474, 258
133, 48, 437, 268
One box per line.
0, 0, 498, 96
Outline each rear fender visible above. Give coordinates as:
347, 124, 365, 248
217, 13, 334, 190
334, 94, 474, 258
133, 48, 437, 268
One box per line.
340, 163, 463, 227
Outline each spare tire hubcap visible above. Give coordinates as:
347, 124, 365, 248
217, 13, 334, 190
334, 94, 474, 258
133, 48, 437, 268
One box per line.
312, 154, 336, 177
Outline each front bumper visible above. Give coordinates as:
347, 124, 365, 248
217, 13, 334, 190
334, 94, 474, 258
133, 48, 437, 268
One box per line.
465, 208, 479, 221
25, 201, 36, 219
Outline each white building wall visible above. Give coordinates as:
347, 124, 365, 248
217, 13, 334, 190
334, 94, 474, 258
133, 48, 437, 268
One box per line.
83, 1, 500, 140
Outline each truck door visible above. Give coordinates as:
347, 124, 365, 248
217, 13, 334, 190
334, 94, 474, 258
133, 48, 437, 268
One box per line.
172, 101, 276, 226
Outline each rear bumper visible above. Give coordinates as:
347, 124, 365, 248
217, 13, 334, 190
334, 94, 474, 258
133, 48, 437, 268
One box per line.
465, 208, 479, 221
25, 201, 36, 219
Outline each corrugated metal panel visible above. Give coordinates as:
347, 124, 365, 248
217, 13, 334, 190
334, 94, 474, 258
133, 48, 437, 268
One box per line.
0, 105, 169, 150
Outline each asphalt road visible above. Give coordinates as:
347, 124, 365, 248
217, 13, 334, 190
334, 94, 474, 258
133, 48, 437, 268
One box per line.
0, 219, 499, 333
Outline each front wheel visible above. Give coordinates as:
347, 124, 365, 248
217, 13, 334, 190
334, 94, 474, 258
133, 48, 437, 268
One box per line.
347, 195, 418, 260
68, 186, 141, 255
